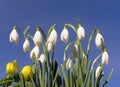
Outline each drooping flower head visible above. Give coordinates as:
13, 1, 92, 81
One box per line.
95, 65, 102, 79
95, 31, 104, 49
23, 38, 30, 52
102, 49, 109, 65
39, 53, 46, 64
48, 29, 57, 45
30, 45, 40, 59
77, 24, 85, 40
33, 27, 42, 45
61, 26, 69, 43
9, 26, 19, 44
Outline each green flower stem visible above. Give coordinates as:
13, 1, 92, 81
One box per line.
63, 41, 74, 69
87, 29, 97, 55
23, 26, 30, 39
65, 24, 77, 33
61, 65, 68, 87
91, 53, 102, 71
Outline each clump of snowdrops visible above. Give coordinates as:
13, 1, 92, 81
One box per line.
0, 21, 113, 87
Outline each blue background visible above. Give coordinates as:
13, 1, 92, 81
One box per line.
0, 0, 120, 87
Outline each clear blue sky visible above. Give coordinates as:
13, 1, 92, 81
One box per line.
0, 0, 120, 87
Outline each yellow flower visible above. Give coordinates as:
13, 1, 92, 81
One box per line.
6, 61, 17, 74
21, 65, 33, 81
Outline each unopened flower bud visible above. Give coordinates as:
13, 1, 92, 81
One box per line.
21, 65, 33, 81
77, 25, 85, 40
102, 50, 109, 65
95, 32, 104, 49
23, 38, 30, 52
66, 58, 72, 70
61, 27, 69, 43
95, 65, 102, 79
9, 27, 19, 44
33, 29, 42, 45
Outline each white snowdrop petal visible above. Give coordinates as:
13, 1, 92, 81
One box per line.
61, 28, 69, 43
39, 53, 46, 63
9, 29, 19, 44
102, 51, 109, 65
33, 30, 42, 45
47, 42, 53, 52
34, 45, 40, 59
95, 33, 104, 49
95, 66, 102, 79
49, 29, 57, 45
77, 26, 85, 40
23, 39, 30, 52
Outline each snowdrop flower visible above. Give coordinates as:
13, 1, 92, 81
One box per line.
9, 27, 19, 44
47, 42, 53, 52
77, 25, 85, 40
70, 43, 78, 59
30, 45, 40, 59
66, 58, 72, 70
48, 29, 57, 45
95, 32, 104, 49
102, 50, 109, 65
33, 28, 42, 45
60, 27, 69, 43
39, 53, 46, 63
95, 65, 102, 79
23, 38, 30, 52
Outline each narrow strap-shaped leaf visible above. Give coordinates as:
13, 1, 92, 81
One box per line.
86, 29, 96, 55
61, 65, 68, 87
103, 68, 114, 87
63, 41, 74, 69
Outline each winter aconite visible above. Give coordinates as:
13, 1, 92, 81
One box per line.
21, 65, 33, 81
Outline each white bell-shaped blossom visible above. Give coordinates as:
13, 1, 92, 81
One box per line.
23, 39, 30, 52
33, 30, 42, 45
60, 28, 69, 43
48, 29, 57, 45
30, 45, 40, 59
9, 28, 19, 44
39, 53, 46, 63
77, 25, 85, 40
95, 65, 102, 79
47, 42, 53, 52
95, 33, 104, 49
66, 58, 72, 70
102, 50, 109, 65
70, 43, 78, 59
